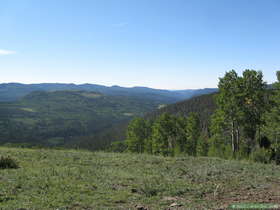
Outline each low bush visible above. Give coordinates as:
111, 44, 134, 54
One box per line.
270, 143, 280, 165
0, 156, 19, 169
250, 148, 271, 164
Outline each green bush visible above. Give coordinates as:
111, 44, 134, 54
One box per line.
109, 141, 127, 153
0, 156, 19, 169
208, 136, 229, 158
196, 136, 209, 156
270, 143, 280, 165
249, 148, 271, 164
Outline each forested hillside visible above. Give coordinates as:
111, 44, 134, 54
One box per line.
0, 83, 217, 102
74, 93, 217, 151
123, 70, 280, 165
148, 93, 216, 132
0, 90, 163, 147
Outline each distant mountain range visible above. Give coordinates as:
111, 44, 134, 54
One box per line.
0, 83, 218, 103
0, 82, 218, 149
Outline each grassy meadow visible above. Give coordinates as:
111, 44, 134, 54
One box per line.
0, 147, 279, 209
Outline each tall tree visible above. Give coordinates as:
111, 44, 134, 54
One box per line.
209, 109, 228, 157
264, 71, 280, 144
216, 70, 242, 154
240, 70, 267, 153
151, 113, 180, 156
185, 112, 200, 156
126, 117, 150, 153
215, 69, 267, 155
173, 116, 188, 155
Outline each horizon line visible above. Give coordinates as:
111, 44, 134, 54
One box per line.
0, 82, 218, 91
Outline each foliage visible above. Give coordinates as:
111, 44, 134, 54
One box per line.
185, 112, 200, 156
151, 113, 178, 156
249, 148, 271, 164
213, 69, 268, 158
149, 93, 216, 134
126, 117, 150, 153
196, 135, 209, 156
0, 156, 19, 169
270, 143, 280, 165
109, 141, 127, 153
125, 112, 203, 157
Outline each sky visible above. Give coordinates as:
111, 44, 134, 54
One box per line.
0, 0, 280, 89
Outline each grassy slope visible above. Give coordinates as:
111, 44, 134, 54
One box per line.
0, 147, 280, 210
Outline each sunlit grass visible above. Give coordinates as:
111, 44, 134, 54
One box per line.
0, 147, 279, 209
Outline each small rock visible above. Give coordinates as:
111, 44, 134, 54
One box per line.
163, 196, 177, 201
170, 202, 183, 207
135, 204, 148, 210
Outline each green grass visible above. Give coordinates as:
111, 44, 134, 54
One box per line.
0, 147, 279, 209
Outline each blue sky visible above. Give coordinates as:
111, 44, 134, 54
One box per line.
0, 0, 279, 89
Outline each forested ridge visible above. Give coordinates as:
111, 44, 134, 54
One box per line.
120, 70, 280, 165
0, 90, 162, 147
0, 83, 217, 102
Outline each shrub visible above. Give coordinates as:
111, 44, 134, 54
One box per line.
0, 156, 19, 169
139, 177, 163, 197
196, 136, 209, 156
270, 143, 280, 165
208, 136, 228, 158
249, 148, 271, 164
109, 141, 127, 153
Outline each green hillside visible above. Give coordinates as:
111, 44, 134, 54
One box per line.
0, 90, 162, 147
0, 83, 217, 102
72, 93, 217, 151
148, 93, 216, 131
0, 147, 279, 209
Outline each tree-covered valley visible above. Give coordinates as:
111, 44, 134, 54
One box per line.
0, 85, 217, 148
1, 70, 280, 209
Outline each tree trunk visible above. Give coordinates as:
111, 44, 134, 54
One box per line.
231, 121, 236, 154
236, 125, 240, 152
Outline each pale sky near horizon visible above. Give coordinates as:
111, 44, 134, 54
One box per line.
0, 0, 279, 89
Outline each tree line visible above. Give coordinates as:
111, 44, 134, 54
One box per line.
112, 70, 280, 164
